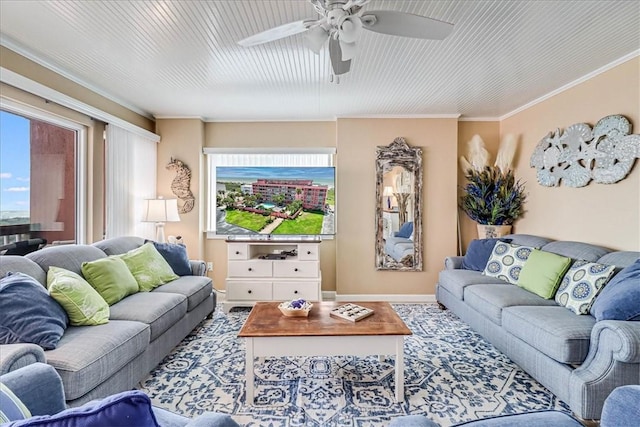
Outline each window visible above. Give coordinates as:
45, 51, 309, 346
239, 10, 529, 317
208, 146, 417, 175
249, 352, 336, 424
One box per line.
204, 148, 336, 237
0, 106, 86, 245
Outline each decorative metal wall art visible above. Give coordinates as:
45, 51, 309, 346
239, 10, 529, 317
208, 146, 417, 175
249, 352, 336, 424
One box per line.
530, 114, 640, 187
167, 158, 195, 213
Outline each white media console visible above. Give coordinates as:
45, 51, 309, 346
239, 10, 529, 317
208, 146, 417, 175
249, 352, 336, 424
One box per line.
224, 237, 322, 313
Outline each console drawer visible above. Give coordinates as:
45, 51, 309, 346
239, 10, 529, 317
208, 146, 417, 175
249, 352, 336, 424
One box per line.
228, 261, 272, 277
273, 261, 319, 278
298, 244, 319, 261
226, 281, 272, 301
273, 281, 320, 301
228, 243, 249, 260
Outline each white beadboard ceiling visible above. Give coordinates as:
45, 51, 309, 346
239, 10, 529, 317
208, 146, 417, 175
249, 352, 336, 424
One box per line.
0, 1, 639, 121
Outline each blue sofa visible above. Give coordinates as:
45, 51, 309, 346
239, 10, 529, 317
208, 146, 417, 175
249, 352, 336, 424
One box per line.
0, 236, 215, 407
389, 385, 640, 426
0, 362, 239, 426
385, 221, 414, 262
436, 234, 640, 420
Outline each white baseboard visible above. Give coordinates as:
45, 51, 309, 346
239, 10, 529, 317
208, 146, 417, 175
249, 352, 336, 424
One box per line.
333, 293, 436, 303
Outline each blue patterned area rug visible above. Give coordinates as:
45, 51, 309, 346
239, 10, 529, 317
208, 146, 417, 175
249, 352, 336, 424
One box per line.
138, 304, 569, 426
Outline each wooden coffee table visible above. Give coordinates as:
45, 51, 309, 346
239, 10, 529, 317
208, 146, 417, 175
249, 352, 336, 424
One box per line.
238, 301, 412, 404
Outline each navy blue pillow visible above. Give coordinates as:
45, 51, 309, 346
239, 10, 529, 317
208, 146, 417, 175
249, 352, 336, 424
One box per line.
396, 222, 414, 238
0, 272, 68, 350
146, 241, 192, 276
591, 259, 640, 321
462, 238, 512, 271
6, 390, 160, 427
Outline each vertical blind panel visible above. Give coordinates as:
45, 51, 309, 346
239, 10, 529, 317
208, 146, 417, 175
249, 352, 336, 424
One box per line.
105, 124, 157, 239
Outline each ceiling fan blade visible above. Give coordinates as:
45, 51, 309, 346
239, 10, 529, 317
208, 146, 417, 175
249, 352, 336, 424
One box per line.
362, 10, 454, 40
339, 39, 358, 61
238, 19, 313, 47
329, 37, 351, 75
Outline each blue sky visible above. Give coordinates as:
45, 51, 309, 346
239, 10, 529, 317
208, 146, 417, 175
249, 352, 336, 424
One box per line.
0, 110, 31, 212
217, 166, 334, 183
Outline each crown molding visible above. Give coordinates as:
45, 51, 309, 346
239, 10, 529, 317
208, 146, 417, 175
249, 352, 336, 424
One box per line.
337, 113, 461, 119
458, 117, 500, 122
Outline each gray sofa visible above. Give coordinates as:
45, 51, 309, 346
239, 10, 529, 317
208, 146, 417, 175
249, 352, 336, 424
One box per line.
436, 234, 640, 420
0, 236, 215, 407
384, 234, 414, 262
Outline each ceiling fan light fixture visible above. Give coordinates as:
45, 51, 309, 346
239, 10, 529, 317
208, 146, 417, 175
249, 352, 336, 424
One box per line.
338, 15, 362, 43
305, 25, 329, 54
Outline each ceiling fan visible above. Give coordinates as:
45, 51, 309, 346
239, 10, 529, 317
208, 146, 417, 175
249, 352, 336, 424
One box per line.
238, 0, 454, 80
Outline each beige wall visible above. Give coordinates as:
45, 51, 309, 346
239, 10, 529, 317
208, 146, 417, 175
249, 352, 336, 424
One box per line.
501, 57, 640, 250
336, 118, 458, 295
1, 46, 154, 133
457, 121, 501, 253
155, 119, 205, 259
203, 121, 337, 292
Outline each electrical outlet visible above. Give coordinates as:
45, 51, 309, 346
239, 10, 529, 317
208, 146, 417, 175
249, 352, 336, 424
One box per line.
206, 262, 213, 272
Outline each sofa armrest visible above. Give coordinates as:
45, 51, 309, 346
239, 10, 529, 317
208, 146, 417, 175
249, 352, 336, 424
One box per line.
444, 256, 464, 270
190, 260, 207, 276
0, 362, 67, 416
0, 343, 46, 375
568, 320, 640, 418
185, 412, 240, 427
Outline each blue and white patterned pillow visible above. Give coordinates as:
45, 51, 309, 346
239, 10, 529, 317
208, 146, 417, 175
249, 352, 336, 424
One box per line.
483, 242, 535, 284
555, 260, 616, 315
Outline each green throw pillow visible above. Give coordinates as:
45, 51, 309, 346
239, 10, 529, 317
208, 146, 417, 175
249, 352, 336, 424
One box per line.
47, 266, 109, 326
81, 256, 139, 305
517, 249, 572, 299
120, 243, 178, 292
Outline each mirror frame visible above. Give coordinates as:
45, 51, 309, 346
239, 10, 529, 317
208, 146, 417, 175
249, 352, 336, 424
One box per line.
375, 137, 423, 271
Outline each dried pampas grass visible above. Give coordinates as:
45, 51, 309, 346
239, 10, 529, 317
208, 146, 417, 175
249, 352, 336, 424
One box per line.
460, 134, 489, 172
495, 134, 518, 173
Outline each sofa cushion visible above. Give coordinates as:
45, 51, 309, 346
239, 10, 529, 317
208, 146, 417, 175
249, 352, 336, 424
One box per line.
120, 243, 178, 292
45, 320, 149, 401
597, 251, 640, 272
8, 390, 160, 427
92, 236, 145, 256
591, 259, 640, 321
540, 241, 611, 262
153, 276, 212, 311
483, 242, 535, 284
0, 256, 46, 286
462, 238, 511, 271
502, 306, 595, 364
0, 273, 68, 350
438, 269, 509, 300
147, 241, 192, 276
464, 284, 557, 325
502, 234, 553, 248
47, 267, 110, 326
109, 292, 187, 341
0, 383, 31, 422
81, 256, 139, 305
555, 260, 616, 315
517, 249, 571, 299
26, 245, 106, 277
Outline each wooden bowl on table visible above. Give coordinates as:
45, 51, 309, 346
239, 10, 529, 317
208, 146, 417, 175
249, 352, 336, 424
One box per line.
278, 300, 313, 317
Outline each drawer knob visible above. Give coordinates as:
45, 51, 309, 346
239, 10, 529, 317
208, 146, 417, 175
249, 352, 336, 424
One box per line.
294, 268, 299, 272
294, 290, 298, 294
248, 267, 253, 271
307, 251, 311, 255
248, 290, 252, 294
235, 251, 240, 255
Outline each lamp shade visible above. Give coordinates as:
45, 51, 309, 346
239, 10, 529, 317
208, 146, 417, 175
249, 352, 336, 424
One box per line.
143, 198, 180, 223
383, 186, 394, 196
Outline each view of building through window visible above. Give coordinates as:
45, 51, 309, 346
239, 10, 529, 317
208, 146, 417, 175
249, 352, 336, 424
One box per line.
0, 109, 77, 246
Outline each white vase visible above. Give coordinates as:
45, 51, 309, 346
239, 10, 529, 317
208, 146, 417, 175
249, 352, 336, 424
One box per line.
477, 224, 512, 239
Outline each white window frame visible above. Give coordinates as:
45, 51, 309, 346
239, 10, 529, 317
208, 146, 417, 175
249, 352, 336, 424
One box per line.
0, 98, 88, 244
204, 147, 336, 239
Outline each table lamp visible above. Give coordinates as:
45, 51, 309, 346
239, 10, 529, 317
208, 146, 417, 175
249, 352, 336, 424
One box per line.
383, 186, 394, 210
143, 197, 180, 243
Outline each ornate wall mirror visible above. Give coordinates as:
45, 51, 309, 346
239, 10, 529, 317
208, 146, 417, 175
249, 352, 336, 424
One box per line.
375, 137, 423, 271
